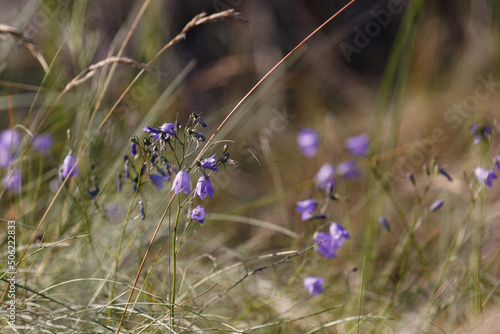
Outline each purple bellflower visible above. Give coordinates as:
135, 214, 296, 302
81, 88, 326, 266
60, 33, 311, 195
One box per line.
171, 170, 190, 195
160, 122, 176, 136
379, 216, 390, 231
150, 174, 170, 192
297, 128, 320, 158
201, 154, 218, 172
143, 126, 160, 140
314, 222, 350, 259
475, 167, 497, 188
195, 176, 213, 200
190, 205, 206, 224
32, 134, 54, 152
0, 129, 21, 168
295, 199, 318, 221
315, 163, 335, 190
345, 133, 369, 157
470, 123, 491, 144
495, 155, 500, 171
2, 168, 21, 194
337, 160, 360, 179
303, 277, 325, 297
61, 153, 78, 179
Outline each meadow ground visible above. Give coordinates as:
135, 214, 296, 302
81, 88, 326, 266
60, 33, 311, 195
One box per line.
1, 1, 500, 333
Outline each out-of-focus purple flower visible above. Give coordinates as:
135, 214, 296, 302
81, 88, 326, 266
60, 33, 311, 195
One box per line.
2, 168, 21, 194
429, 199, 444, 212
32, 134, 54, 152
439, 168, 452, 182
160, 122, 176, 136
315, 232, 338, 258
150, 174, 170, 192
0, 129, 21, 167
171, 170, 190, 195
495, 155, 500, 171
295, 199, 317, 221
329, 222, 350, 242
469, 123, 491, 144
297, 128, 320, 158
337, 160, 360, 179
190, 205, 206, 224
315, 163, 335, 190
475, 167, 497, 188
303, 277, 325, 297
201, 154, 218, 172
379, 216, 390, 231
314, 222, 350, 258
345, 133, 369, 157
195, 176, 213, 200
61, 153, 78, 179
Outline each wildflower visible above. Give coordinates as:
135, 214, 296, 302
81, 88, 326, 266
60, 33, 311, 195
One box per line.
303, 277, 325, 297
345, 133, 369, 157
495, 155, 500, 171
337, 160, 360, 179
429, 199, 444, 212
2, 168, 21, 194
143, 126, 160, 140
171, 170, 190, 195
315, 163, 335, 190
469, 123, 491, 144
61, 153, 78, 179
190, 205, 206, 224
379, 216, 390, 231
295, 199, 318, 221
131, 142, 137, 156
32, 134, 54, 152
314, 222, 350, 259
124, 156, 130, 180
195, 176, 213, 200
201, 154, 218, 172
439, 168, 452, 182
407, 173, 416, 186
0, 129, 21, 167
139, 198, 145, 220
160, 122, 176, 136
150, 174, 169, 192
297, 128, 320, 158
475, 167, 497, 188
191, 112, 207, 128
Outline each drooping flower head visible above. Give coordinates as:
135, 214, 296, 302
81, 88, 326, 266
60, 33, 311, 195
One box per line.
195, 176, 213, 200
303, 277, 325, 297
337, 160, 360, 179
61, 153, 78, 179
469, 123, 491, 144
314, 222, 350, 258
314, 163, 335, 190
297, 128, 320, 158
190, 205, 206, 224
379, 216, 390, 231
475, 167, 497, 188
32, 134, 54, 152
429, 199, 444, 212
171, 170, 191, 195
345, 133, 369, 157
160, 122, 176, 136
0, 129, 21, 168
201, 154, 218, 172
295, 199, 317, 221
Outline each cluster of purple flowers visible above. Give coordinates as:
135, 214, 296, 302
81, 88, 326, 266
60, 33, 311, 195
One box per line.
0, 129, 54, 194
469, 123, 499, 188
296, 129, 367, 297
127, 113, 237, 224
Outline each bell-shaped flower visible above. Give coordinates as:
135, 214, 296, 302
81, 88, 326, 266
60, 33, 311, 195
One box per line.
303, 277, 325, 297
195, 176, 213, 200
171, 170, 190, 195
345, 133, 369, 157
297, 128, 319, 158
190, 205, 206, 224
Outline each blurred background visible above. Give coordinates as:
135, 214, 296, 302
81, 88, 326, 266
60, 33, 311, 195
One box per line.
1, 0, 500, 332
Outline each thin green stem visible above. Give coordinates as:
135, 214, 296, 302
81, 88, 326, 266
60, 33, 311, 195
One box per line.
171, 194, 182, 327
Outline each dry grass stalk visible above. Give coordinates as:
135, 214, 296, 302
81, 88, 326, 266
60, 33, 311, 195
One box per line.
0, 23, 49, 73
